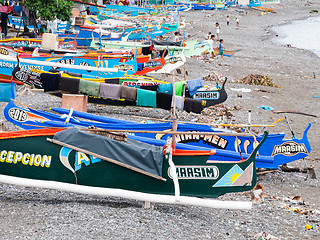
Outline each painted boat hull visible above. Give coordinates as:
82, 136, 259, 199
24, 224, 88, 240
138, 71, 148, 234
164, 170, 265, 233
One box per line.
0, 128, 262, 198
148, 54, 186, 74
0, 54, 135, 79
5, 100, 311, 169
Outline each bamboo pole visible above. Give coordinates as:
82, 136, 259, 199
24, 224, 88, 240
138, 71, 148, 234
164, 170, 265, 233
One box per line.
20, 123, 257, 137
172, 72, 177, 149
0, 174, 253, 209
84, 128, 256, 137
130, 115, 283, 128
46, 138, 166, 182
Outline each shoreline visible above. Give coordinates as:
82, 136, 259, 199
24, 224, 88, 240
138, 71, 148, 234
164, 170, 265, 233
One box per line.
269, 15, 320, 58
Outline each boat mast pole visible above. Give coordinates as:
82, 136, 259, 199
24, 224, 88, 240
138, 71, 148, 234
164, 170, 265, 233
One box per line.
172, 72, 178, 149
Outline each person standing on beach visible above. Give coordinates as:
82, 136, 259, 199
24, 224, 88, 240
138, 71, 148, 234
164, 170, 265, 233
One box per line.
226, 16, 230, 26
1, 14, 10, 37
81, 7, 91, 15
236, 17, 239, 28
215, 22, 221, 40
210, 34, 216, 58
218, 39, 224, 60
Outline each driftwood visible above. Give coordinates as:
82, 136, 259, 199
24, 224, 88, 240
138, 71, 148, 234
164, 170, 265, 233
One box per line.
280, 164, 317, 179
272, 110, 319, 118
279, 164, 308, 173
257, 170, 276, 175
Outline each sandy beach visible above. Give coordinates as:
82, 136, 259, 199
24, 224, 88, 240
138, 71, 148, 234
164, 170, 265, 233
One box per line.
0, 0, 319, 239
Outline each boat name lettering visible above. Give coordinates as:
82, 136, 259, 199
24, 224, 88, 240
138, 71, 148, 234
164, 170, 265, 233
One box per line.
0, 41, 41, 48
0, 61, 14, 69
123, 81, 158, 86
0, 47, 9, 55
20, 64, 43, 71
144, 61, 162, 68
80, 61, 91, 67
168, 166, 219, 179
75, 152, 102, 171
272, 142, 308, 156
193, 91, 219, 100
56, 59, 75, 65
174, 132, 228, 149
165, 57, 182, 64
0, 150, 51, 168
115, 64, 134, 71
8, 108, 28, 122
59, 43, 74, 50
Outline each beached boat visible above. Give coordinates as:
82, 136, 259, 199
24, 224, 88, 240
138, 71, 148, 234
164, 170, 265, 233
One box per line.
247, 0, 262, 7
213, 1, 226, 10
213, 48, 241, 57
0, 52, 135, 79
11, 61, 228, 110
148, 53, 186, 74
0, 37, 77, 50
0, 127, 267, 209
4, 99, 311, 169
251, 6, 275, 12
90, 39, 187, 52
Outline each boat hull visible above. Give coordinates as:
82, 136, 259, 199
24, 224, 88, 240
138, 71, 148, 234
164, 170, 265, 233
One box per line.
0, 129, 260, 198
4, 99, 310, 169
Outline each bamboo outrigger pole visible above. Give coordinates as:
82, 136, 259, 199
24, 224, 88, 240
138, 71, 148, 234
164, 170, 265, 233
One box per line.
171, 72, 178, 149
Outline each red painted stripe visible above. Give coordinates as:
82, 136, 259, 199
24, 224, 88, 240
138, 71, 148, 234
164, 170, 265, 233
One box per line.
0, 128, 64, 139
0, 78, 23, 85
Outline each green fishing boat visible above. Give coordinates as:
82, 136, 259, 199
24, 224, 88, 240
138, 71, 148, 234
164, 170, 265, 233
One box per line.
0, 128, 268, 209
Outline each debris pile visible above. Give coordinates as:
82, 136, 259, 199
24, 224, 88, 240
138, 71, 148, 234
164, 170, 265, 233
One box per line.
236, 74, 281, 88
201, 104, 241, 120
202, 72, 225, 83
198, 105, 247, 132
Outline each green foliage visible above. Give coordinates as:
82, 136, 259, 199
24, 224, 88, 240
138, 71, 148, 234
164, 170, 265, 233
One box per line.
23, 0, 74, 21
2, 0, 98, 22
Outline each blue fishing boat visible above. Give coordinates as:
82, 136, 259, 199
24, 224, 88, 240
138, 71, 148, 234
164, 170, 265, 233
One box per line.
247, 0, 262, 7
4, 100, 312, 169
4, 99, 272, 165
0, 52, 137, 79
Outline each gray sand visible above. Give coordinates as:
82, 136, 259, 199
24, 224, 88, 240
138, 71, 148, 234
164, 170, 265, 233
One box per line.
0, 0, 319, 239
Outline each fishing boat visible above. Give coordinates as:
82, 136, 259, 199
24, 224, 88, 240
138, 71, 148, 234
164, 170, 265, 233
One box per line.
247, 0, 262, 7
3, 99, 311, 169
213, 48, 241, 57
11, 60, 228, 109
102, 4, 157, 14
251, 6, 275, 12
213, 1, 226, 10
0, 52, 136, 79
148, 53, 186, 74
0, 126, 267, 209
8, 15, 68, 34
0, 37, 77, 50
90, 39, 187, 52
